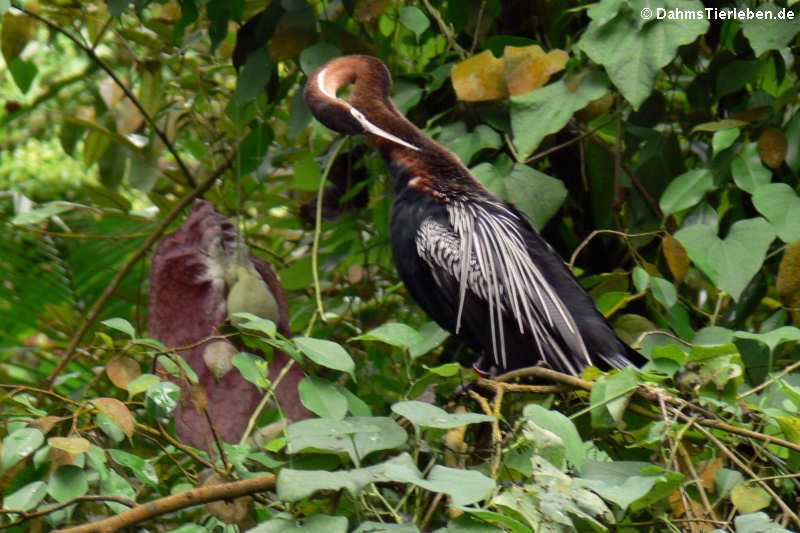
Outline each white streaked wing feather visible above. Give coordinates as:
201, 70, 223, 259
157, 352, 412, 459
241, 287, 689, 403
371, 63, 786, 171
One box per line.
415, 200, 591, 372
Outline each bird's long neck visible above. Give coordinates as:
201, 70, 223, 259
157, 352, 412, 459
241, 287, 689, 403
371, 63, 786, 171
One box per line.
306, 55, 480, 193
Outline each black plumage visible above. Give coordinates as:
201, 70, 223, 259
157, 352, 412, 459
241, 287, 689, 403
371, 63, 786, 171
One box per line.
304, 55, 645, 376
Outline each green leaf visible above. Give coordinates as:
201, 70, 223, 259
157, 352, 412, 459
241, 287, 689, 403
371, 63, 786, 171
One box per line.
11, 202, 74, 225
286, 416, 407, 464
298, 377, 348, 420
100, 470, 136, 513
353, 323, 424, 348
101, 317, 136, 338
733, 512, 793, 533
438, 123, 502, 165
234, 46, 272, 107
398, 6, 429, 39
418, 466, 495, 506
734, 326, 800, 354
752, 183, 800, 243
299, 43, 340, 76
233, 314, 278, 337
522, 404, 585, 471
278, 453, 419, 501
510, 70, 608, 160
294, 337, 355, 377
659, 169, 714, 216
108, 449, 159, 487
589, 367, 638, 428
237, 123, 273, 175
577, 460, 664, 511
48, 465, 88, 503
712, 128, 740, 157
409, 322, 450, 359
741, 3, 800, 56
732, 142, 772, 194
577, 0, 708, 108
232, 352, 270, 389
1, 427, 44, 472
674, 217, 775, 301
4, 480, 47, 512
786, 111, 800, 174
293, 151, 323, 191
472, 161, 567, 230
9, 57, 37, 94
126, 373, 160, 398
650, 276, 678, 309
392, 401, 494, 429
248, 513, 349, 533
144, 381, 180, 419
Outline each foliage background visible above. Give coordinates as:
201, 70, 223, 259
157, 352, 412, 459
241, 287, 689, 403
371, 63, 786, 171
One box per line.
1, 0, 800, 531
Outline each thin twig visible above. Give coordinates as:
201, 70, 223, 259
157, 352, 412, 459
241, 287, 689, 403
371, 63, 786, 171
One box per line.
568, 229, 661, 269
738, 358, 800, 400
677, 412, 800, 529
311, 138, 346, 322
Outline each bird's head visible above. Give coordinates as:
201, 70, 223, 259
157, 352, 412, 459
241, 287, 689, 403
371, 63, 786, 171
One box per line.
304, 55, 420, 151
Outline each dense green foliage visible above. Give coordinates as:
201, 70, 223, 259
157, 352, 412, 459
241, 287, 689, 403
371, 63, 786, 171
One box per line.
2, 0, 800, 531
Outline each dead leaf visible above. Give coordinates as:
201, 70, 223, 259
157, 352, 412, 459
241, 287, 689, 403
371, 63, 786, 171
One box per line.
204, 473, 251, 524
107, 355, 142, 391
203, 341, 237, 381
91, 397, 135, 439
48, 436, 91, 457
451, 50, 506, 101
663, 234, 690, 284
503, 45, 568, 96
99, 77, 125, 110
577, 93, 614, 121
191, 382, 209, 412
777, 240, 800, 325
354, 0, 388, 22
269, 14, 314, 61
757, 126, 788, 169
115, 97, 144, 135
31, 415, 61, 435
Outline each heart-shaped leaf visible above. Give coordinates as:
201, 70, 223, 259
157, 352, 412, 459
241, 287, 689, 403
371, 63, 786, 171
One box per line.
674, 217, 775, 301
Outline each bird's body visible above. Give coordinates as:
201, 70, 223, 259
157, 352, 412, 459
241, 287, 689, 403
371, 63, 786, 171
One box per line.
305, 55, 645, 376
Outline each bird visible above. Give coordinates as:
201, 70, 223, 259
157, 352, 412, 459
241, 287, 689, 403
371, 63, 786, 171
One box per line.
303, 55, 646, 377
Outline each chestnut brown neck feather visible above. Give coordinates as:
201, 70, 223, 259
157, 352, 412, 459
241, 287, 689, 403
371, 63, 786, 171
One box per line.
306, 56, 445, 157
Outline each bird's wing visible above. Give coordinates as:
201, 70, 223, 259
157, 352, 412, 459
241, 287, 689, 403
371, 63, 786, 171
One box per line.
415, 200, 592, 374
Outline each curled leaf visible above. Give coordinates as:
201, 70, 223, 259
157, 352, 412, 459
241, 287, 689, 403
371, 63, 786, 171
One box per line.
503, 45, 568, 96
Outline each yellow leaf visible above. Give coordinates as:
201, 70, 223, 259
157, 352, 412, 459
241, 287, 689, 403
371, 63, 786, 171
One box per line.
503, 45, 568, 96
777, 240, 800, 325
91, 397, 135, 439
757, 126, 788, 169
451, 50, 506, 102
106, 355, 142, 391
48, 436, 91, 456
663, 234, 690, 284
776, 416, 800, 444
731, 483, 771, 513
99, 77, 125, 110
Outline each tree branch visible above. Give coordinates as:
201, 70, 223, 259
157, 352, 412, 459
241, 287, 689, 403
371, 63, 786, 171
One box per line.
53, 474, 276, 533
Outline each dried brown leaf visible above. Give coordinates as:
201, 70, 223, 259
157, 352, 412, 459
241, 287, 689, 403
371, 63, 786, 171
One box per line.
91, 397, 135, 439
107, 355, 141, 391
777, 240, 800, 325
663, 235, 689, 284
757, 126, 788, 169
353, 0, 388, 22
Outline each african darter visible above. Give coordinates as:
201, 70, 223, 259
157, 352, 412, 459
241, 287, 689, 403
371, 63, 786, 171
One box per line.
304, 55, 645, 376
